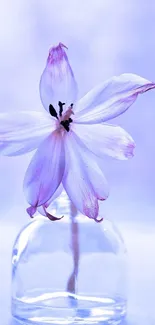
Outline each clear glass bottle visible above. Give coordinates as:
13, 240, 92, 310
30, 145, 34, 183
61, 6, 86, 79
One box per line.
11, 192, 128, 324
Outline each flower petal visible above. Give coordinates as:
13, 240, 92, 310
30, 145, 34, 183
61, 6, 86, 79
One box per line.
74, 73, 155, 124
27, 204, 63, 221
0, 111, 55, 156
24, 130, 65, 208
72, 123, 135, 160
32, 184, 64, 220
44, 183, 63, 208
40, 43, 77, 114
62, 131, 109, 219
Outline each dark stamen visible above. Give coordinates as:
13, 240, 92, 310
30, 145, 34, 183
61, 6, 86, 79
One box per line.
58, 101, 65, 117
71, 103, 73, 108
60, 116, 73, 132
49, 104, 58, 119
60, 120, 70, 132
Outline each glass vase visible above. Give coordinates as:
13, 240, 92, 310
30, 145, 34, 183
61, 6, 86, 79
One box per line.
11, 192, 128, 324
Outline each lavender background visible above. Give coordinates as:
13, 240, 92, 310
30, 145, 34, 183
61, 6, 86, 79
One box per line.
0, 0, 155, 324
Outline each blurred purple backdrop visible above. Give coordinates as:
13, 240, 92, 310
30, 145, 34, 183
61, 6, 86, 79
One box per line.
0, 1, 155, 324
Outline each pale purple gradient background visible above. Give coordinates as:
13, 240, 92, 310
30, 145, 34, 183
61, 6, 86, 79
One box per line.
0, 1, 155, 324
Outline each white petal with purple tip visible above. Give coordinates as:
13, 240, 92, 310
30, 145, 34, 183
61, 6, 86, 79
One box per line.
74, 73, 155, 124
62, 131, 109, 220
0, 111, 55, 156
24, 130, 65, 208
72, 123, 135, 160
40, 43, 78, 114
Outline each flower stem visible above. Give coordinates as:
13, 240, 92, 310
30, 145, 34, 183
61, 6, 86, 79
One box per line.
66, 203, 79, 297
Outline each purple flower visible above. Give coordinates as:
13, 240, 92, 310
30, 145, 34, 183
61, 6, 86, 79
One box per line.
1, 43, 155, 220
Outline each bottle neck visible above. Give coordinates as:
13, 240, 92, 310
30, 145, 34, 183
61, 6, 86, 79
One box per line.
49, 190, 78, 219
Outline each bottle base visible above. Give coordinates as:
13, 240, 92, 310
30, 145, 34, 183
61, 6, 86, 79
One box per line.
12, 290, 127, 325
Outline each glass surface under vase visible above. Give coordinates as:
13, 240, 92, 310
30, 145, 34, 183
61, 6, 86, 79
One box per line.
11, 193, 128, 324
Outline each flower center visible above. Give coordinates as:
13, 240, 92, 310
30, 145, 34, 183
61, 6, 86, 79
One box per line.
49, 101, 73, 132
